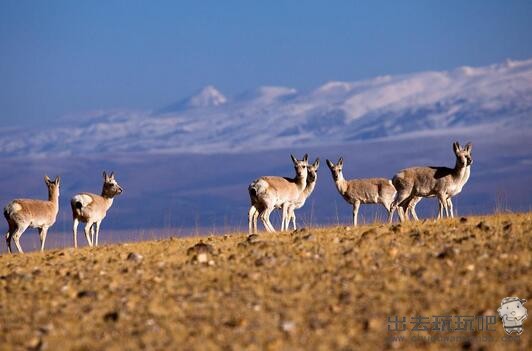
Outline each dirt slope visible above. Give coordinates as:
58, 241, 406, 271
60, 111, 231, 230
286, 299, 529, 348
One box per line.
0, 213, 531, 350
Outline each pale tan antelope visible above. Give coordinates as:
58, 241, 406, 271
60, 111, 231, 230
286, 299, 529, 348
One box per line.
71, 171, 123, 247
3, 176, 60, 253
248, 154, 308, 234
391, 142, 472, 221
281, 158, 320, 231
326, 158, 396, 226
400, 153, 472, 220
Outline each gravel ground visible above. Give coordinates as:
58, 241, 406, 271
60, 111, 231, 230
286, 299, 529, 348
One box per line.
0, 212, 530, 350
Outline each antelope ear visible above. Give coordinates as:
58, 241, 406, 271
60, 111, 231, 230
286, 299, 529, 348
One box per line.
313, 158, 320, 169
44, 175, 52, 184
103, 171, 108, 180
54, 176, 61, 185
453, 142, 460, 154
109, 171, 115, 179
290, 154, 298, 165
326, 159, 334, 169
338, 157, 344, 167
303, 153, 308, 162
465, 142, 472, 152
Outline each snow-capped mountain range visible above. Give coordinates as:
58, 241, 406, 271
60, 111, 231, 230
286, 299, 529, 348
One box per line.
1, 58, 531, 157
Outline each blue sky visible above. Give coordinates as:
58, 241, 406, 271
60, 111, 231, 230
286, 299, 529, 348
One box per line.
1, 0, 531, 125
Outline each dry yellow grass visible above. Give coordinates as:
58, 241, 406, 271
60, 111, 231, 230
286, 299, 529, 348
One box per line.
0, 212, 531, 350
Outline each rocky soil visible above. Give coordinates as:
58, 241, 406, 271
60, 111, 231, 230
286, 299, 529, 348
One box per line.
0, 213, 531, 350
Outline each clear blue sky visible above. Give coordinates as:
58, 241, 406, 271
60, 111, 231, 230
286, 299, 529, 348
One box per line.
1, 0, 531, 125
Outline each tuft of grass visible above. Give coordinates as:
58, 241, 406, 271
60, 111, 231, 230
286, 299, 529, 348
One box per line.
0, 212, 530, 350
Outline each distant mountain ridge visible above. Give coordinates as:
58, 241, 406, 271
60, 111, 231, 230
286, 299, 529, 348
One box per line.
157, 85, 228, 113
0, 58, 531, 158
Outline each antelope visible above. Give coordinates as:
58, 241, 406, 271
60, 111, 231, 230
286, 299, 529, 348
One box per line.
71, 171, 123, 247
248, 154, 308, 234
400, 148, 472, 221
391, 142, 472, 221
326, 158, 396, 226
281, 158, 320, 231
3, 176, 61, 253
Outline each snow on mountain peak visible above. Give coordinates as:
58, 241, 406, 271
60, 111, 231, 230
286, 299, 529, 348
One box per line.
157, 85, 227, 114
316, 81, 354, 94
188, 85, 227, 108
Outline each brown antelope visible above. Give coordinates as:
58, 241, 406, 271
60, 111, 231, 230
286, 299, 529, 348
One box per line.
391, 142, 472, 221
282, 158, 320, 231
3, 176, 61, 253
248, 154, 308, 234
400, 156, 472, 220
71, 171, 123, 247
326, 158, 396, 226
